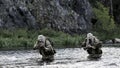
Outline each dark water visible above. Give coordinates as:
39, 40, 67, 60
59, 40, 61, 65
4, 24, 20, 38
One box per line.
0, 47, 120, 68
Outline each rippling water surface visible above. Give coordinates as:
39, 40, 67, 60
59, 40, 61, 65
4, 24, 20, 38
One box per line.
0, 47, 120, 68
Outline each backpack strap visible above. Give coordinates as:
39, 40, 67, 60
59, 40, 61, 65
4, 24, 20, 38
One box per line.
45, 37, 56, 54
45, 37, 54, 47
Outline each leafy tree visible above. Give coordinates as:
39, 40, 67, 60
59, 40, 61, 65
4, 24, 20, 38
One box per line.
93, 2, 115, 32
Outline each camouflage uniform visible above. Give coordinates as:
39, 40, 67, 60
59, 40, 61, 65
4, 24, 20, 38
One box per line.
33, 35, 56, 61
82, 33, 102, 58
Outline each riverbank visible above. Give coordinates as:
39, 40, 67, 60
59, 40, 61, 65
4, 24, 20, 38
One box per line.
0, 28, 85, 50
0, 28, 120, 50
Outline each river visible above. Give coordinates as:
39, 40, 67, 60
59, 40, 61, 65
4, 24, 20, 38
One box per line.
0, 47, 120, 68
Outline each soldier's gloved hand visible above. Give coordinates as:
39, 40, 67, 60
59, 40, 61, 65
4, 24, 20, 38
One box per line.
83, 47, 87, 50
86, 45, 95, 49
33, 47, 37, 50
40, 46, 44, 48
33, 48, 35, 50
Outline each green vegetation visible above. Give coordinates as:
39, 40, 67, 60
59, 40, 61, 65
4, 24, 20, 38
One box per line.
93, 2, 115, 32
0, 28, 85, 50
92, 2, 120, 41
1, 1, 120, 50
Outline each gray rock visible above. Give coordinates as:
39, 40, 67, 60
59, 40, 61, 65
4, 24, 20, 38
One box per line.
112, 38, 120, 43
104, 38, 120, 44
0, 19, 4, 28
104, 40, 113, 44
0, 0, 37, 29
0, 0, 93, 34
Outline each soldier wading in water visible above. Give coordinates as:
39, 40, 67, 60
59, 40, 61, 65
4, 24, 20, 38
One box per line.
82, 33, 102, 59
33, 35, 56, 61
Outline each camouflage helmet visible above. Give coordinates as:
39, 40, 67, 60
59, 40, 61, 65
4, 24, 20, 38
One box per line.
37, 35, 46, 43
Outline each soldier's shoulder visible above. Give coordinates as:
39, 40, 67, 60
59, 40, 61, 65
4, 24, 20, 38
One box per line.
46, 40, 51, 45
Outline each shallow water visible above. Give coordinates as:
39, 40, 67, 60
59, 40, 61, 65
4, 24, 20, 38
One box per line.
0, 47, 120, 68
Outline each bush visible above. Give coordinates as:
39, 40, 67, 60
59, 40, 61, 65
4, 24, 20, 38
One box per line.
92, 25, 120, 41
0, 28, 85, 50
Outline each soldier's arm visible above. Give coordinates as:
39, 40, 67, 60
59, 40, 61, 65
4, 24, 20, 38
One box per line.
95, 42, 102, 48
44, 40, 53, 51
81, 38, 87, 47
81, 42, 86, 47
33, 41, 38, 50
94, 38, 102, 48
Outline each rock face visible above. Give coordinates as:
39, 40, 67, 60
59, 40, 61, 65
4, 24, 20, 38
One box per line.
0, 0, 93, 34
0, 0, 38, 29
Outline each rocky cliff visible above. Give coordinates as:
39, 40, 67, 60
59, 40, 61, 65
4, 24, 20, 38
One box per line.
0, 0, 93, 34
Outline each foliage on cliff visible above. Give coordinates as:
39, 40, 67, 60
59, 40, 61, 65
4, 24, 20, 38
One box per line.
93, 2, 115, 32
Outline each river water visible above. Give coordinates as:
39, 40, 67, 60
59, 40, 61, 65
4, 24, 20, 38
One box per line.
0, 47, 120, 68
